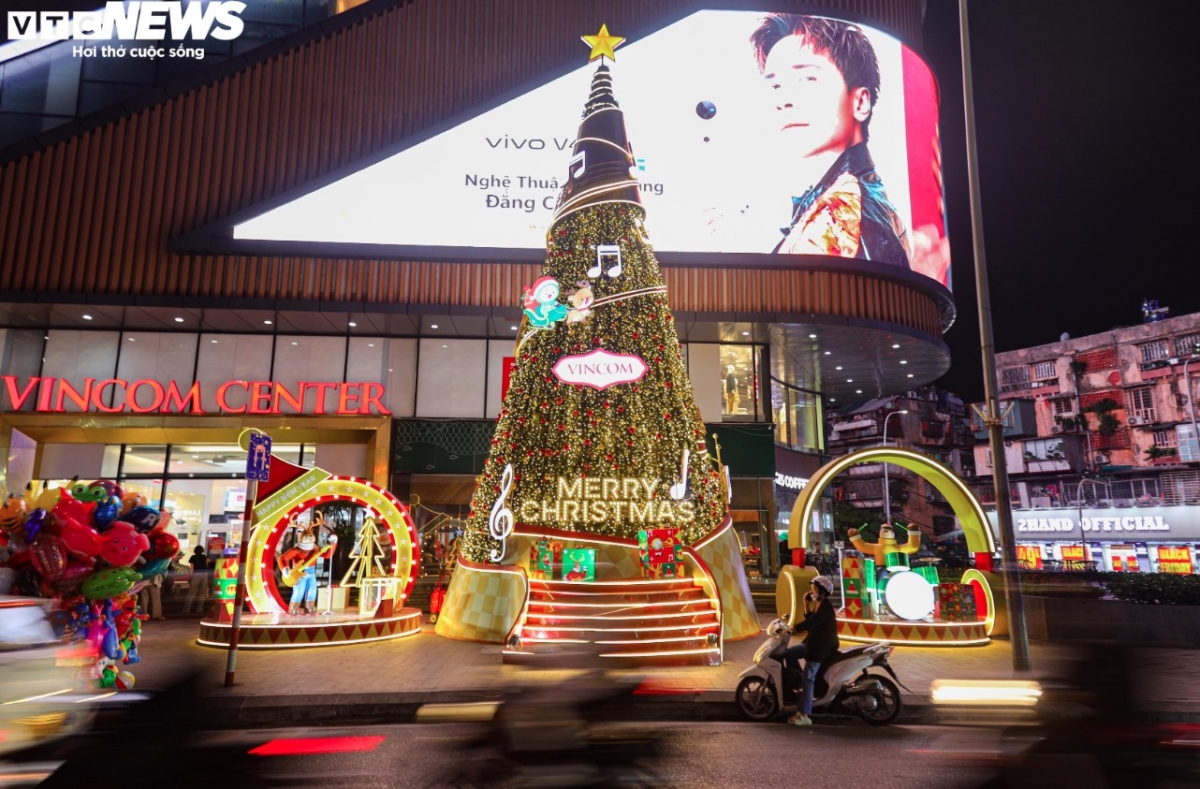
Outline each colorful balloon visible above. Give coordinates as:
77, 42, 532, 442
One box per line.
90, 480, 125, 500
145, 528, 180, 561
138, 557, 171, 580
0, 495, 26, 533
55, 559, 96, 587
99, 522, 151, 567
122, 506, 161, 534
81, 567, 139, 600
52, 491, 96, 529
93, 496, 121, 531
33, 484, 65, 512
23, 508, 46, 542
59, 518, 103, 558
29, 533, 69, 580
120, 492, 146, 516
70, 482, 110, 504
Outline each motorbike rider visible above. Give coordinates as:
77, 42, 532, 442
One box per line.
784, 575, 839, 726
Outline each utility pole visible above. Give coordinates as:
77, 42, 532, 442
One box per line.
959, 0, 1031, 673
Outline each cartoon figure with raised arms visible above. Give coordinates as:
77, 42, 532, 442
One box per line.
522, 276, 569, 329
847, 523, 920, 565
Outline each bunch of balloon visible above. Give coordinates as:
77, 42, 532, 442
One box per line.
0, 479, 180, 690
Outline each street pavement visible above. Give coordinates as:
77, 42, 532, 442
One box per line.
125, 612, 1200, 725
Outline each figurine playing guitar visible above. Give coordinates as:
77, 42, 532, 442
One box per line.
276, 512, 337, 615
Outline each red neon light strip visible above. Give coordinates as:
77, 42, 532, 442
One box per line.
249, 736, 386, 756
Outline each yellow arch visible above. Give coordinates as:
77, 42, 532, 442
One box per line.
789, 446, 996, 555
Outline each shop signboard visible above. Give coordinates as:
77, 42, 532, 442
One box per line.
1157, 546, 1194, 575
1, 375, 390, 416
1016, 544, 1043, 570
1059, 544, 1086, 571
989, 506, 1200, 542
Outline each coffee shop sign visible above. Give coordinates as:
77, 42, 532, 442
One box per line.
774, 473, 809, 492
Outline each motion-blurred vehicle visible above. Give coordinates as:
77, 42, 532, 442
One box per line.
736, 617, 904, 725
0, 598, 95, 755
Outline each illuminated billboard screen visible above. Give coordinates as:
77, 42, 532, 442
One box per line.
232, 10, 950, 289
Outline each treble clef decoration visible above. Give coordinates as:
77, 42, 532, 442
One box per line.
488, 464, 515, 563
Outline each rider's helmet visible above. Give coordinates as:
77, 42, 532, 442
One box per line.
810, 576, 834, 595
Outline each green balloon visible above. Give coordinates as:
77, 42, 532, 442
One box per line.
82, 567, 140, 600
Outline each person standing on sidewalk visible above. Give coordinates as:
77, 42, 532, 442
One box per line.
181, 546, 211, 614
140, 570, 165, 620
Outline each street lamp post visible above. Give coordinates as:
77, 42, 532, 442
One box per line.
960, 0, 1031, 672
882, 410, 909, 525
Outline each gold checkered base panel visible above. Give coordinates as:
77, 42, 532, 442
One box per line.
694, 524, 760, 641
197, 609, 423, 649
837, 617, 990, 646
434, 560, 527, 643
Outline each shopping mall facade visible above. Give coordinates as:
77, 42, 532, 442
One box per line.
0, 0, 952, 580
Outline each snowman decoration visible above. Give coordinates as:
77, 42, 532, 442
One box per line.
522, 276, 569, 329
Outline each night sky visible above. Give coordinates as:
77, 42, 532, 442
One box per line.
921, 0, 1200, 401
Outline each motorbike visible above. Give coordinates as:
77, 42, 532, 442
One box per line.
735, 618, 904, 725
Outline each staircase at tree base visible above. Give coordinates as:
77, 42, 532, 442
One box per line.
503, 577, 722, 667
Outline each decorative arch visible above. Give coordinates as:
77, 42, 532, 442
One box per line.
788, 446, 996, 555
244, 475, 419, 615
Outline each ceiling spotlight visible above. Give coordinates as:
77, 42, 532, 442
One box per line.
900, 360, 908, 365
830, 398, 836, 402
856, 389, 863, 394
835, 366, 843, 371
349, 321, 357, 327
809, 334, 818, 339
892, 343, 901, 349
127, 337, 136, 342
264, 320, 273, 325
431, 324, 439, 329
824, 351, 831, 356
847, 378, 853, 383
82, 314, 93, 320
742, 331, 750, 336
442, 344, 448, 348
907, 373, 914, 378
174, 316, 184, 323
368, 343, 375, 348
291, 341, 298, 346
511, 326, 518, 331
211, 339, 218, 344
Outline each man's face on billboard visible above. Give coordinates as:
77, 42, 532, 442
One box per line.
763, 34, 872, 160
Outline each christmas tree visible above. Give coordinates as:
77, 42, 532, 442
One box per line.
460, 48, 730, 565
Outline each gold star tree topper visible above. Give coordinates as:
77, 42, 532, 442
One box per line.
582, 23, 625, 61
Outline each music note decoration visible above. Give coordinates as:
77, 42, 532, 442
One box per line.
488, 464, 516, 563
587, 243, 623, 279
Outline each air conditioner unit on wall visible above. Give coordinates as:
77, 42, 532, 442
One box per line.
1094, 453, 1110, 465
1050, 426, 1064, 434
1128, 416, 1145, 426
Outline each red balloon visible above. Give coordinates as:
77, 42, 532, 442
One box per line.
29, 533, 69, 580
146, 527, 180, 560
51, 491, 96, 530
54, 559, 95, 588
99, 522, 150, 568
59, 517, 103, 558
